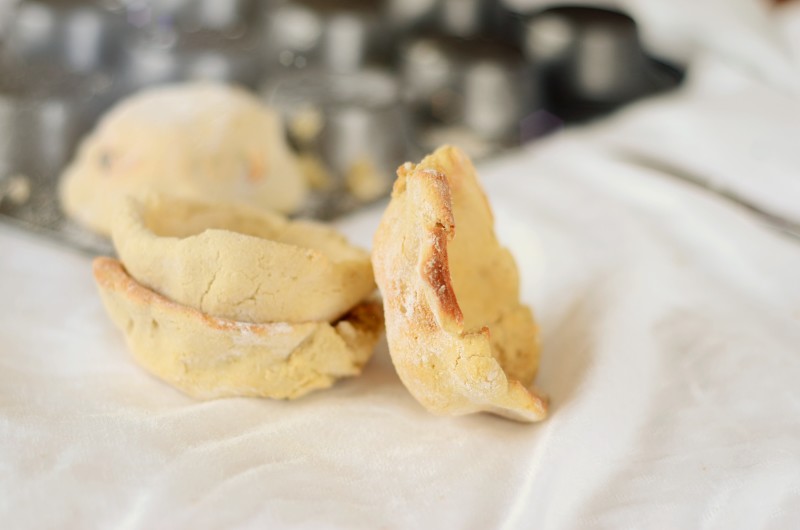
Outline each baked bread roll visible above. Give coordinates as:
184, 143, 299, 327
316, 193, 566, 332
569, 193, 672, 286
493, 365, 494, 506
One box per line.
372, 146, 547, 422
93, 257, 383, 400
113, 194, 376, 324
60, 82, 308, 236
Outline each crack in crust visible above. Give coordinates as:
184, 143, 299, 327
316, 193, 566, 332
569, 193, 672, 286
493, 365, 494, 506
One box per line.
112, 194, 376, 324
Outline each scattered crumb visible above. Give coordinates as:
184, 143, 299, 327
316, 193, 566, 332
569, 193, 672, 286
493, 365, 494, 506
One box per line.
297, 154, 335, 190
346, 157, 389, 202
2, 174, 32, 205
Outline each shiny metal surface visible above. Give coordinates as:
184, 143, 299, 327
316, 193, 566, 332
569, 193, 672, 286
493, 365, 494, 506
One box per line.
122, 30, 265, 90
263, 68, 409, 218
521, 6, 683, 121
0, 69, 102, 178
0, 67, 114, 253
264, 0, 386, 73
437, 0, 494, 38
0, 0, 684, 253
385, 0, 436, 31
401, 35, 534, 154
124, 0, 263, 35
3, 0, 126, 73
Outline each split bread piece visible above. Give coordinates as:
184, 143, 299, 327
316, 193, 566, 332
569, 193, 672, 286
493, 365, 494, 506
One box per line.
113, 194, 376, 324
60, 83, 308, 236
93, 257, 383, 400
372, 146, 547, 422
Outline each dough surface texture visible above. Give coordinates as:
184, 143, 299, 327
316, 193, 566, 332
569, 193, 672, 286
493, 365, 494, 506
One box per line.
113, 194, 376, 324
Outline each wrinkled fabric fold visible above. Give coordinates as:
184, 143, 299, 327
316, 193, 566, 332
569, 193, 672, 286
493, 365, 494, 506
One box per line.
3, 2, 800, 527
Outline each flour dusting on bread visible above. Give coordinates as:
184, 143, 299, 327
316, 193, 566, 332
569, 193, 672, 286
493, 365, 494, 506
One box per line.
372, 145, 547, 422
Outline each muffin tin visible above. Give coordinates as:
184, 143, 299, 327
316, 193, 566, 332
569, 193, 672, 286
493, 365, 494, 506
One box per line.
264, 67, 412, 218
0, 0, 683, 253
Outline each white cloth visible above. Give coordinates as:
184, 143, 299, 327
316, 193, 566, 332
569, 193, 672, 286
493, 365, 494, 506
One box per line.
3, 140, 800, 528
3, 2, 800, 529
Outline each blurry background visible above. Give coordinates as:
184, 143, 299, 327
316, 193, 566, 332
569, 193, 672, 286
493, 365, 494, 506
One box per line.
2, 0, 757, 249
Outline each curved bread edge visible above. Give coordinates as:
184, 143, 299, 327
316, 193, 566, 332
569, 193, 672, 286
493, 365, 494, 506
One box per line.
93, 256, 383, 400
373, 146, 546, 422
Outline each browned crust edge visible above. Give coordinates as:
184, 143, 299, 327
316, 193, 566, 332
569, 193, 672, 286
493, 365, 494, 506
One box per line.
92, 256, 383, 332
387, 146, 548, 422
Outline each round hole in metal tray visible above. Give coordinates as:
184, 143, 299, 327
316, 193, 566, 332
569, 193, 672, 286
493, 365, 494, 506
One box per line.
520, 5, 684, 120
399, 34, 534, 147
0, 66, 104, 181
3, 0, 128, 74
263, 0, 388, 73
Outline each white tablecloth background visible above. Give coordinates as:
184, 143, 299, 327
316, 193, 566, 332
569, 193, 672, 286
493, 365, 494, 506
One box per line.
2, 1, 800, 528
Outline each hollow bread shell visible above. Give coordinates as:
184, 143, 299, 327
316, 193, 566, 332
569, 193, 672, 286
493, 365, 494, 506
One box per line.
93, 257, 383, 400
372, 146, 547, 422
60, 83, 308, 236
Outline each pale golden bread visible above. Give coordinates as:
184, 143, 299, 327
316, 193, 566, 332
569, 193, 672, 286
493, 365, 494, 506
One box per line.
372, 146, 547, 422
113, 194, 376, 324
60, 83, 308, 236
93, 257, 383, 400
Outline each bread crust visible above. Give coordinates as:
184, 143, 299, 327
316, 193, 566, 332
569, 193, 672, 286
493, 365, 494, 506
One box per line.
93, 257, 383, 399
60, 83, 308, 235
372, 146, 547, 422
113, 194, 376, 324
